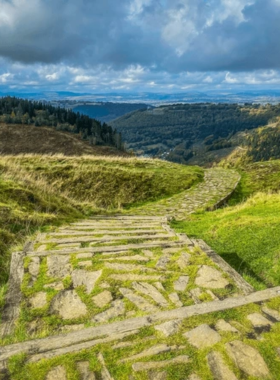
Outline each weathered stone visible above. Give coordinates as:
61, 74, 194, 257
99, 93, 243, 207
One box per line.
156, 256, 170, 270
188, 375, 201, 380
132, 282, 169, 307
100, 282, 111, 289
148, 371, 167, 380
46, 365, 67, 380
207, 351, 238, 380
92, 291, 113, 308
162, 248, 179, 254
120, 344, 171, 363
168, 292, 183, 307
44, 282, 64, 291
72, 269, 102, 294
77, 361, 96, 380
77, 253, 93, 259
29, 292, 47, 309
78, 261, 93, 267
110, 274, 161, 281
206, 290, 219, 300
105, 263, 146, 271
155, 320, 181, 337
93, 300, 125, 323
104, 255, 149, 262
28, 257, 40, 278
226, 340, 270, 378
177, 253, 191, 269
154, 282, 165, 291
190, 288, 202, 304
120, 288, 158, 313
184, 324, 221, 349
142, 250, 154, 257
247, 313, 272, 332
262, 306, 280, 322
98, 353, 114, 380
174, 276, 189, 292
195, 265, 229, 289
50, 290, 87, 320
132, 356, 190, 371
215, 319, 239, 333
60, 324, 85, 333
27, 319, 43, 335
47, 255, 72, 279
37, 244, 47, 252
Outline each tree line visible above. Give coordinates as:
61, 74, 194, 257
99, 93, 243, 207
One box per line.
0, 97, 123, 150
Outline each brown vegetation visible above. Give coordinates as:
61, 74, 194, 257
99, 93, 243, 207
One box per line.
0, 124, 128, 157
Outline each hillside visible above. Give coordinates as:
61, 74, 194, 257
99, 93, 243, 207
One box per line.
71, 102, 151, 123
110, 103, 280, 165
0, 154, 202, 283
0, 97, 123, 151
0, 123, 127, 156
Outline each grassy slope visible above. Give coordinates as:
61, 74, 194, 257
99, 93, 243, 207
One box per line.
172, 160, 280, 289
0, 123, 128, 157
0, 155, 202, 285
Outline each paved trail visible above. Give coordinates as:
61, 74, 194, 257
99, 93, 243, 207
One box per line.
1, 169, 280, 380
126, 168, 240, 219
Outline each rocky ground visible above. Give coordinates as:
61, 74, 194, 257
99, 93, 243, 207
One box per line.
1, 169, 280, 379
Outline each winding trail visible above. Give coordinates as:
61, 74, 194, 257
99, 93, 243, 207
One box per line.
1, 168, 280, 380
127, 168, 240, 219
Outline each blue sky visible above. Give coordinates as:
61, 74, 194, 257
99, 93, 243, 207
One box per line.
0, 0, 280, 93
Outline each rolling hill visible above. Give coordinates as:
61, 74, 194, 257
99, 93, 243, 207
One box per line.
110, 103, 280, 166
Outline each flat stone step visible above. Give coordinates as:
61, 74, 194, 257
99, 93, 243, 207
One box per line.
58, 225, 163, 231
89, 216, 166, 221
41, 233, 175, 245
28, 241, 185, 257
50, 229, 165, 237
2, 286, 280, 363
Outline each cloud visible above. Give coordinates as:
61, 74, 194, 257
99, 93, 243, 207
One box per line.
0, 0, 280, 92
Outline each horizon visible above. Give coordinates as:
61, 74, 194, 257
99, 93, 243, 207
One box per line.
0, 1, 280, 95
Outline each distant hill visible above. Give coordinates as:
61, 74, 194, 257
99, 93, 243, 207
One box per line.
0, 96, 124, 151
0, 124, 128, 156
110, 103, 280, 166
72, 102, 151, 123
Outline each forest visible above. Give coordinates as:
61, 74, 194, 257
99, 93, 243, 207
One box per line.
111, 103, 280, 162
247, 121, 280, 162
0, 97, 123, 150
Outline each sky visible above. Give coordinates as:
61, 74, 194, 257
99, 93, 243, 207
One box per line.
0, 0, 280, 94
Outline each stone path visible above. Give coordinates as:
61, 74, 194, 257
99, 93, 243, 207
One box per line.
125, 168, 240, 220
1, 170, 280, 379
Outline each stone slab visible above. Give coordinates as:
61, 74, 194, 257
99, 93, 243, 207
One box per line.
93, 300, 125, 323
226, 340, 270, 378
174, 276, 189, 292
72, 269, 102, 294
50, 290, 88, 320
47, 255, 72, 279
207, 351, 238, 380
132, 282, 169, 307
132, 356, 190, 372
184, 324, 221, 349
155, 320, 181, 337
195, 265, 229, 289
120, 288, 158, 313
92, 291, 113, 308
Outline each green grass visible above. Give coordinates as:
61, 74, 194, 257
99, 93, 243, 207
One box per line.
172, 192, 280, 289
227, 160, 280, 206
